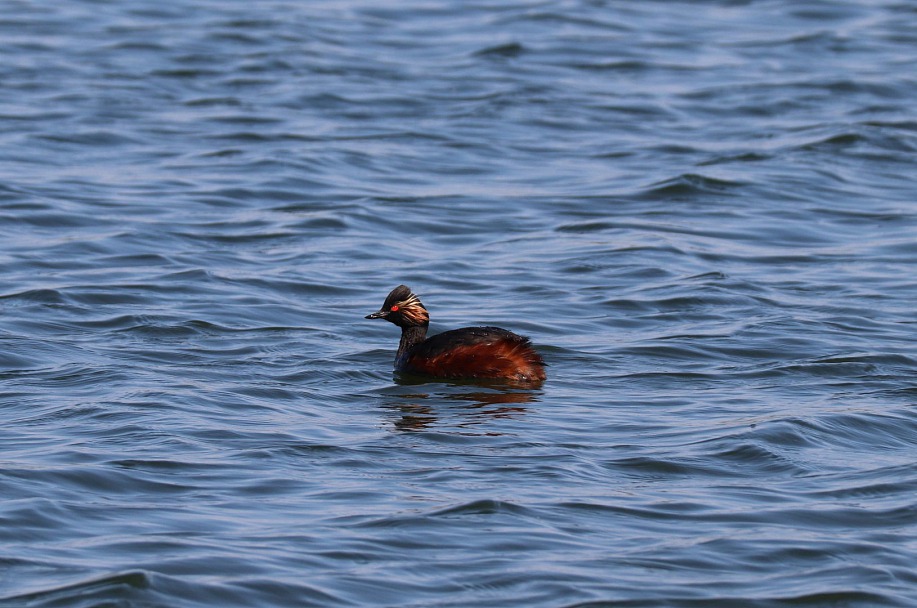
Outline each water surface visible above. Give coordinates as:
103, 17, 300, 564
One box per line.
2, 1, 916, 606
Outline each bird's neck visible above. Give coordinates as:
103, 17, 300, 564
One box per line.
396, 324, 428, 363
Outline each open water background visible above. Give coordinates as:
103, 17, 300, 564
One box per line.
2, 1, 917, 606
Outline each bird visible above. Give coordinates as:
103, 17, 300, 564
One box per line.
365, 285, 546, 385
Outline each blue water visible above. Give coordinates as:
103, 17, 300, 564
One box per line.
2, 1, 917, 606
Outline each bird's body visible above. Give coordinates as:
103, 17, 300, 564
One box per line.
366, 285, 546, 385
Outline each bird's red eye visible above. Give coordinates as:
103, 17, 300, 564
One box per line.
390, 305, 399, 312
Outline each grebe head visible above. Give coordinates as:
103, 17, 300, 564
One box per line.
365, 285, 429, 328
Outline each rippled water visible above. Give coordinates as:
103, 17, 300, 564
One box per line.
2, 1, 917, 606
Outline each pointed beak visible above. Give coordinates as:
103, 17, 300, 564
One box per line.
365, 310, 388, 320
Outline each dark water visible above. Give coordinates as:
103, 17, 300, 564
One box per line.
2, 1, 916, 606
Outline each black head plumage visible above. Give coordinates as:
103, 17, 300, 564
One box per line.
366, 285, 429, 327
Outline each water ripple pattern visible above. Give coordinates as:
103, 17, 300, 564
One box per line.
2, 1, 916, 606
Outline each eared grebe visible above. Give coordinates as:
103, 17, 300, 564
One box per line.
365, 285, 546, 385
